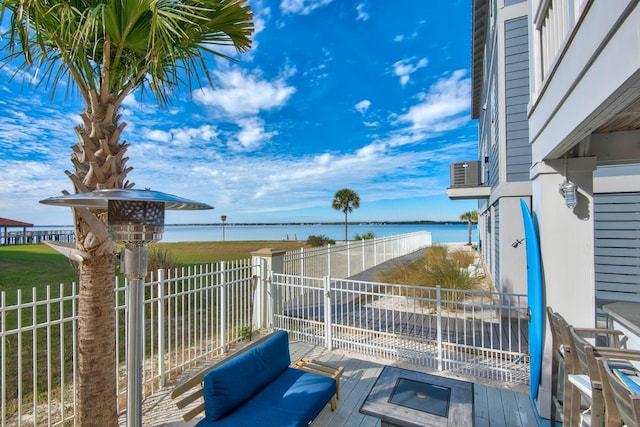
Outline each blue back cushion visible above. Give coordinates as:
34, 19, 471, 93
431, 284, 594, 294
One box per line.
613, 369, 640, 395
202, 330, 291, 421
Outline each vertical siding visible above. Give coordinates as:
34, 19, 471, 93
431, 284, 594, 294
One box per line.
494, 202, 501, 289
488, 77, 500, 188
594, 192, 640, 303
504, 17, 531, 182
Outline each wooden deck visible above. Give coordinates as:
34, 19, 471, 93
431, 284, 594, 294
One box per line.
130, 336, 547, 427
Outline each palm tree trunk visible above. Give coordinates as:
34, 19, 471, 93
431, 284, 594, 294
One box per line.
76, 253, 117, 425
344, 211, 348, 242
467, 220, 472, 245
69, 92, 129, 425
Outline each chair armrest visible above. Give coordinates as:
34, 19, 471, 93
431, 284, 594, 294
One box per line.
574, 328, 626, 347
574, 328, 624, 336
592, 348, 640, 362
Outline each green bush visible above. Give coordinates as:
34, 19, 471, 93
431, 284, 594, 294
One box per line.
307, 235, 336, 247
146, 247, 179, 280
375, 245, 480, 296
355, 231, 375, 240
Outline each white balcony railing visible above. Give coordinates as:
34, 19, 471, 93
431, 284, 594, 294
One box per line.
534, 0, 588, 83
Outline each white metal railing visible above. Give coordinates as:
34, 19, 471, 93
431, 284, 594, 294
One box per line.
1, 259, 256, 427
0, 233, 493, 426
283, 231, 432, 278
272, 274, 530, 385
534, 0, 589, 82
0, 284, 78, 427
1, 230, 76, 246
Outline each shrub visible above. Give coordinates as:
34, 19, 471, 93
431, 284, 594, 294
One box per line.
307, 235, 336, 247
146, 246, 179, 280
355, 232, 375, 240
375, 245, 480, 302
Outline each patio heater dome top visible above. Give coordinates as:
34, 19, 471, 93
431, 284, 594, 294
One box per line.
39, 188, 213, 211
40, 188, 213, 244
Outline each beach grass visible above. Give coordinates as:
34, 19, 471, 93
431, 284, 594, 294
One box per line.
375, 245, 481, 293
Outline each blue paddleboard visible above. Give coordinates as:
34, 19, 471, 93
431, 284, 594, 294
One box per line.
520, 198, 543, 401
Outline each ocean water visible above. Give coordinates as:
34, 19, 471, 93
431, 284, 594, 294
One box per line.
159, 223, 477, 244
31, 223, 477, 244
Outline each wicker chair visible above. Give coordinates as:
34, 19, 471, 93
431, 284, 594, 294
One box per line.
598, 356, 640, 427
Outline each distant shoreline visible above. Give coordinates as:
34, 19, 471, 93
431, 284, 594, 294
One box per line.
35, 220, 467, 228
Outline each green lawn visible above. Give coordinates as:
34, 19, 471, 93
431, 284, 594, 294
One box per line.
0, 241, 309, 293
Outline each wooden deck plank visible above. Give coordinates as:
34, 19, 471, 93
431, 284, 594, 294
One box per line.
313, 355, 383, 427
486, 385, 509, 426
473, 383, 491, 424
512, 390, 538, 427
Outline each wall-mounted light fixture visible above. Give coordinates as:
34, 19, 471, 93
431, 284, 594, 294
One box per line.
40, 188, 212, 427
559, 180, 578, 209
558, 155, 578, 210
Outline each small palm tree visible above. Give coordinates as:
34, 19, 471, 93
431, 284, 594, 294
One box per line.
460, 210, 478, 245
332, 188, 360, 242
1, 1, 253, 423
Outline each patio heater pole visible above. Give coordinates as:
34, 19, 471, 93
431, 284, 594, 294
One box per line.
40, 189, 212, 427
121, 244, 148, 427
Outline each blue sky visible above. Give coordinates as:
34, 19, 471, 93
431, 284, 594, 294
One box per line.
0, 0, 478, 226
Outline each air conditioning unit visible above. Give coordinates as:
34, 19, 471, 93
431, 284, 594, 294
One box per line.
450, 161, 481, 187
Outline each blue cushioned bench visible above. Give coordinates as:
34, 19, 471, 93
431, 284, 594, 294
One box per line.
171, 330, 337, 426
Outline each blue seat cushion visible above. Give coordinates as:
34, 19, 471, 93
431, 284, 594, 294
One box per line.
202, 330, 291, 421
197, 368, 336, 427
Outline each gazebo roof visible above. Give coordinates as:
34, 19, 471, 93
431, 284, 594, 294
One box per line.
0, 217, 34, 227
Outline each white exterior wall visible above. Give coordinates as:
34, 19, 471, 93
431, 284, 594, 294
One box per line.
496, 196, 529, 295
531, 157, 597, 417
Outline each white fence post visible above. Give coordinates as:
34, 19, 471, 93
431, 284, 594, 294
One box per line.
436, 285, 443, 371
219, 261, 226, 351
157, 269, 166, 386
347, 241, 351, 277
300, 248, 305, 277
251, 249, 286, 330
324, 276, 332, 350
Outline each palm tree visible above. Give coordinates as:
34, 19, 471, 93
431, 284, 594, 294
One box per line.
460, 210, 478, 246
332, 188, 360, 242
0, 1, 253, 424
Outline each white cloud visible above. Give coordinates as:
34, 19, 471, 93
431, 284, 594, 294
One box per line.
393, 57, 428, 86
393, 32, 417, 43
355, 99, 371, 114
397, 69, 470, 131
145, 129, 172, 143
280, 0, 333, 15
356, 3, 369, 21
193, 68, 296, 117
230, 117, 277, 151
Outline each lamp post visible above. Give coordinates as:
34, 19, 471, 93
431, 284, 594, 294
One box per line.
221, 215, 227, 241
40, 189, 212, 427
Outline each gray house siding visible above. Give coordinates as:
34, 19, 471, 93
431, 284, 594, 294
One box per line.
504, 17, 531, 182
594, 192, 640, 303
494, 203, 501, 288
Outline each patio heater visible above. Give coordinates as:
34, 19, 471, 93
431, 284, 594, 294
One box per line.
40, 189, 212, 427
